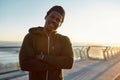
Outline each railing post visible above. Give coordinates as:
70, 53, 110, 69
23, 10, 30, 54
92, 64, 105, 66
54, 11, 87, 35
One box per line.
103, 47, 108, 60
79, 48, 83, 60
86, 46, 90, 59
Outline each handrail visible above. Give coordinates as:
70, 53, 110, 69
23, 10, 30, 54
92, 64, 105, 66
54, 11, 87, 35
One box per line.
0, 70, 19, 75
0, 46, 21, 48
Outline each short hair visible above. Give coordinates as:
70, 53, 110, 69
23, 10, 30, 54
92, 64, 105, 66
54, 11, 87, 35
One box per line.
45, 5, 65, 22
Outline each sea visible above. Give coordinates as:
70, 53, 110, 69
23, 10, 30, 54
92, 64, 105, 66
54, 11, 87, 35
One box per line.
0, 41, 104, 73
0, 41, 22, 73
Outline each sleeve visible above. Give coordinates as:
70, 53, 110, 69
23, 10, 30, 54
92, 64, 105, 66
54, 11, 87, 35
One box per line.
19, 33, 54, 71
43, 36, 74, 69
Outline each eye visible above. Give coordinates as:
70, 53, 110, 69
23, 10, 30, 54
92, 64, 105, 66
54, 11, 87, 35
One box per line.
50, 15, 55, 19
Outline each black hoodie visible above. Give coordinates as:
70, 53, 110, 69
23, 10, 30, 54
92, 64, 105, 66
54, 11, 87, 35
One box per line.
19, 27, 74, 80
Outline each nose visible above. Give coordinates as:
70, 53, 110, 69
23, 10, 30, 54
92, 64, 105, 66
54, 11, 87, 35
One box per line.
51, 18, 58, 26
52, 22, 57, 27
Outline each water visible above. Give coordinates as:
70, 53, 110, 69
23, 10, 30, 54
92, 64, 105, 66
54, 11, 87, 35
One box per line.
0, 51, 19, 73
0, 52, 18, 64
0, 41, 21, 73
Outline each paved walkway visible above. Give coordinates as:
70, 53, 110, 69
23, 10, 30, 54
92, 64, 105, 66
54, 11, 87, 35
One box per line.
9, 55, 120, 80
64, 56, 120, 80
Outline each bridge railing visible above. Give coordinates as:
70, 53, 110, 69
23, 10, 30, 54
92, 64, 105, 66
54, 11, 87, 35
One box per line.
0, 45, 120, 75
73, 45, 120, 60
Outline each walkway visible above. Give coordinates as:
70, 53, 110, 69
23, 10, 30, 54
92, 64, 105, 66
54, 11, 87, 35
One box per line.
64, 56, 120, 80
5, 55, 120, 80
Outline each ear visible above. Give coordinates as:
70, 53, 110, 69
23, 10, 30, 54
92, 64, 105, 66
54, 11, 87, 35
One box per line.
44, 16, 46, 20
44, 15, 47, 20
59, 22, 62, 27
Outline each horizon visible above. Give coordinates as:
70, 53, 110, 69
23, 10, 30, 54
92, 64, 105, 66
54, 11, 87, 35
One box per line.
0, 40, 120, 47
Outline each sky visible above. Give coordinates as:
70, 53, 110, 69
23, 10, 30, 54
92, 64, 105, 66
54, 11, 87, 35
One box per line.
0, 0, 120, 45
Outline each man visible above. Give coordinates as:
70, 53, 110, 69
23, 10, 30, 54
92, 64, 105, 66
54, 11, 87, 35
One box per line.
19, 5, 74, 80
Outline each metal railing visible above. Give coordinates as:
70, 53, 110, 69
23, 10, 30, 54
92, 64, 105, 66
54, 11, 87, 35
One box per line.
73, 45, 120, 60
0, 45, 120, 75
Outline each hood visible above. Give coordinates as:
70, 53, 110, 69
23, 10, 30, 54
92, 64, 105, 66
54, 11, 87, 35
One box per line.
29, 26, 43, 35
29, 26, 57, 35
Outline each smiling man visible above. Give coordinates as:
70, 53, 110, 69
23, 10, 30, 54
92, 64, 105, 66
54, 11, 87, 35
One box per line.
19, 5, 74, 80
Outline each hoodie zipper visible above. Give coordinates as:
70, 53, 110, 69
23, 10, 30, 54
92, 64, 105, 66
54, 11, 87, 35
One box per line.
48, 36, 50, 54
46, 35, 50, 80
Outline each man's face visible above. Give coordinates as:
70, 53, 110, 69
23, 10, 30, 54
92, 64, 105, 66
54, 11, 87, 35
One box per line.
45, 11, 63, 33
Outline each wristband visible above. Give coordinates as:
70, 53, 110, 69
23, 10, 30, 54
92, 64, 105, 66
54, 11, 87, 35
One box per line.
38, 53, 44, 60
